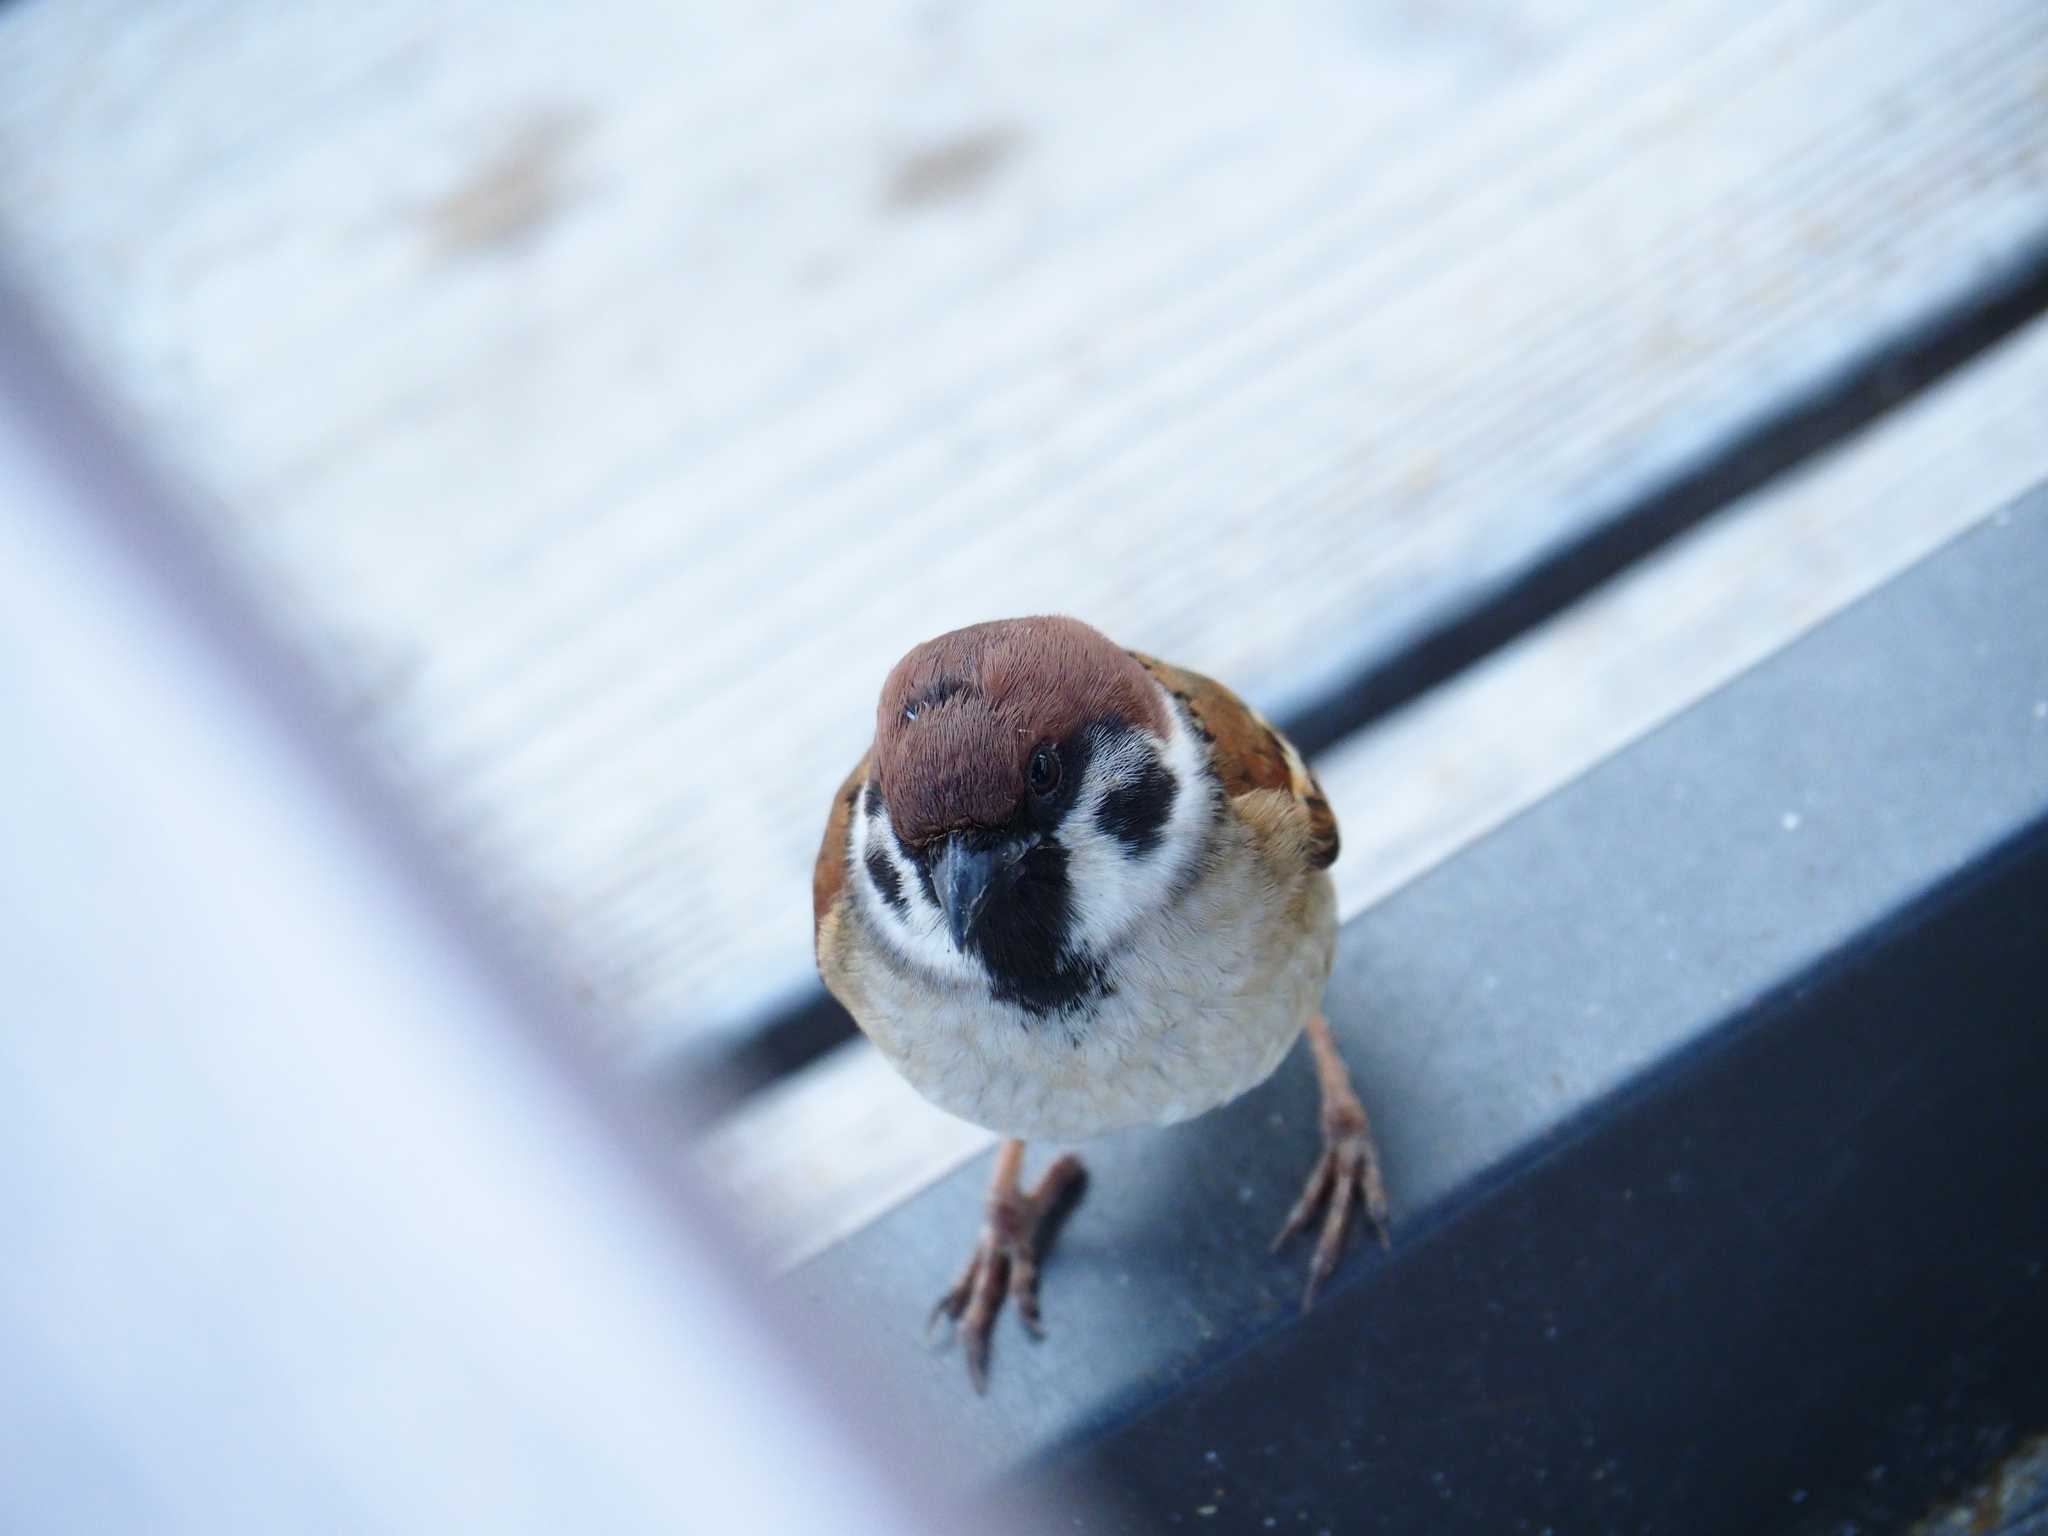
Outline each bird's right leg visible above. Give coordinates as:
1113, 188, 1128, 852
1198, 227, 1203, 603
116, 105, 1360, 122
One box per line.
928, 1138, 1087, 1393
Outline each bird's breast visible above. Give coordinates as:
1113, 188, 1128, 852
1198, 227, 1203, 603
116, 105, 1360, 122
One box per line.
840, 833, 1338, 1144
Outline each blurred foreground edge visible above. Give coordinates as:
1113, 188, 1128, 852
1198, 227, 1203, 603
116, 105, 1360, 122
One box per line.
0, 270, 1035, 1531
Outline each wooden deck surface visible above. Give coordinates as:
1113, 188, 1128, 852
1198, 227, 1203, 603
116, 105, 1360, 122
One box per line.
1, 0, 2044, 1084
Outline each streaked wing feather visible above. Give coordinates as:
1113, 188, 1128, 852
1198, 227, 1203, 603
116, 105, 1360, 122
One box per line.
1131, 652, 1340, 871
812, 751, 870, 940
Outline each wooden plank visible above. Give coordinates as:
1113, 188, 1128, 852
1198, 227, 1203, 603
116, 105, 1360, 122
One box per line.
696, 313, 2048, 1271
1, 0, 2045, 1063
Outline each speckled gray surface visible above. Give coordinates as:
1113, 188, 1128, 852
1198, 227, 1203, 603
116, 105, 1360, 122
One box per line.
789, 488, 2048, 1489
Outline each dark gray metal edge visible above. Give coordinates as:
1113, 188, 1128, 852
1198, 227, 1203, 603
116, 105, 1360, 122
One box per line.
1034, 808, 2048, 1535
789, 484, 2048, 1527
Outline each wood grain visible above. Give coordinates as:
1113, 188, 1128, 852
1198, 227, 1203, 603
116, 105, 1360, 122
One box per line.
0, 0, 2043, 1064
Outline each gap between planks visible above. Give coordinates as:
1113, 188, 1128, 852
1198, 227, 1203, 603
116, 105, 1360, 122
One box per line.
693, 314, 2048, 1273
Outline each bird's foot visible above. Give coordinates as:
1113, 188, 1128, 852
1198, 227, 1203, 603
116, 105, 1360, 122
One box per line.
1272, 1088, 1390, 1312
927, 1151, 1087, 1393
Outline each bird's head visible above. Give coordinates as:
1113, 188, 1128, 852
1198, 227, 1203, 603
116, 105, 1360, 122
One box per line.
857, 616, 1203, 1009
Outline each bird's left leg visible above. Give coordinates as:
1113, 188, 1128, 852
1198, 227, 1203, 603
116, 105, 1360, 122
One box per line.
1272, 1011, 1390, 1311
928, 1138, 1087, 1392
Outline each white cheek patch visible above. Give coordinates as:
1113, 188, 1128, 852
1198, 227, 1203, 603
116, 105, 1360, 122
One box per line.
1060, 685, 1211, 956
848, 783, 986, 987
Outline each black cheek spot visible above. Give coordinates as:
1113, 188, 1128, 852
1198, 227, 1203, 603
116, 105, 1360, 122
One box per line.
1097, 756, 1178, 856
863, 780, 885, 819
864, 847, 908, 915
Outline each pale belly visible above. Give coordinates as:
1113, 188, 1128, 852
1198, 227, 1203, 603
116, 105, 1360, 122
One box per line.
843, 867, 1338, 1144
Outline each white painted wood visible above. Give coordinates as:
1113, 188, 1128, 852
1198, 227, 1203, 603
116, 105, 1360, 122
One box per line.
1, 0, 2045, 1062
697, 314, 2048, 1271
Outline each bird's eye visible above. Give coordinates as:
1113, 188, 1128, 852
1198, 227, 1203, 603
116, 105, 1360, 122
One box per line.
1027, 745, 1062, 796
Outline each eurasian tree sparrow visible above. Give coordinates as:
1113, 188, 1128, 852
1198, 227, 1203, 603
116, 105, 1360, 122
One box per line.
813, 617, 1389, 1390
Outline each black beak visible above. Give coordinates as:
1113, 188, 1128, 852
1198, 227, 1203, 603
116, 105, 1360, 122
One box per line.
932, 832, 1036, 951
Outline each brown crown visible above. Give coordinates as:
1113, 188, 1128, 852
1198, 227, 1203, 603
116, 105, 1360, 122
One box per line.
872, 616, 1166, 845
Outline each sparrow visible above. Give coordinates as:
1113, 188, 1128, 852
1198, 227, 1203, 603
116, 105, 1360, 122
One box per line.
812, 616, 1390, 1391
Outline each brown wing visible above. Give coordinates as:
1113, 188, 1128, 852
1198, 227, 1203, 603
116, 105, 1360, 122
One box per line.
1130, 652, 1340, 871
812, 751, 871, 942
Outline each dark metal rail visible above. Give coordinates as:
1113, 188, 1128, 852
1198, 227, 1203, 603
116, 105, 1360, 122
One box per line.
793, 487, 2048, 1533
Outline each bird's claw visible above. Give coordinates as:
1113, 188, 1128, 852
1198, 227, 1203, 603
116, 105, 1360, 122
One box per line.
927, 1153, 1085, 1393
1273, 1111, 1390, 1312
